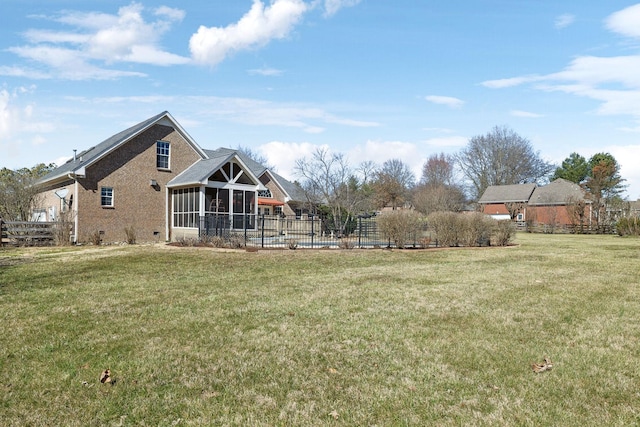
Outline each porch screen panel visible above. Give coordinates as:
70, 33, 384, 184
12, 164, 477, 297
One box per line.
173, 188, 200, 228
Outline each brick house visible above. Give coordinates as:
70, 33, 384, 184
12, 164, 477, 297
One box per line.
477, 183, 536, 221
478, 179, 593, 228
35, 111, 306, 243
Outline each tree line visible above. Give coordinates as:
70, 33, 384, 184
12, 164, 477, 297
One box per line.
0, 126, 630, 236
293, 125, 629, 235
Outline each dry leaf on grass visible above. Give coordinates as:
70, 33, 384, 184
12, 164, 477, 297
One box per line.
329, 410, 339, 419
532, 357, 553, 373
100, 369, 112, 384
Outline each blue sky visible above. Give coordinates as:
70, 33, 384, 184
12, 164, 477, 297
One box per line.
1, 0, 640, 199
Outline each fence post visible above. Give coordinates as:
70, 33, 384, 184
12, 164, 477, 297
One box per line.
0, 218, 3, 247
358, 216, 362, 248
244, 213, 248, 246
261, 214, 265, 248
310, 215, 315, 248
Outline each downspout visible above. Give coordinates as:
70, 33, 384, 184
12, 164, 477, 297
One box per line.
165, 186, 170, 242
68, 173, 79, 243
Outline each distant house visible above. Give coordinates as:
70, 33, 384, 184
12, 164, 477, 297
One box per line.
478, 179, 593, 228
34, 111, 306, 243
527, 179, 593, 227
477, 183, 536, 221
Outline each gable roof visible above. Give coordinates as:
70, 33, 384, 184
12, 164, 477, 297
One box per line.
478, 183, 536, 204
269, 170, 306, 201
37, 111, 207, 185
203, 148, 306, 201
167, 148, 265, 189
204, 148, 268, 178
528, 178, 588, 206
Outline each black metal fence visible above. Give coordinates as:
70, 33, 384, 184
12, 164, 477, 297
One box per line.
199, 213, 432, 249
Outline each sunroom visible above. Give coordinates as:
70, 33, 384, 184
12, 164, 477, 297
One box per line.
167, 152, 265, 240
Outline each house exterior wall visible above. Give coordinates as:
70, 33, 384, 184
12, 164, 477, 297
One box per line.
481, 203, 510, 216
73, 124, 201, 243
260, 175, 296, 216
36, 179, 76, 222
528, 204, 591, 227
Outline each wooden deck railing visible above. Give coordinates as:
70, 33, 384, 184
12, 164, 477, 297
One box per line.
0, 220, 57, 246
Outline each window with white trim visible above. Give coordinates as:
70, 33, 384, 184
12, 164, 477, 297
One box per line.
101, 187, 114, 207
156, 141, 170, 169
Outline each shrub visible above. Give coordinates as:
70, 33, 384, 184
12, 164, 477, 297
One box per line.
418, 236, 432, 248
460, 212, 493, 247
338, 238, 355, 249
53, 219, 74, 246
227, 234, 245, 249
428, 212, 506, 247
88, 230, 102, 246
616, 217, 640, 236
427, 211, 462, 247
493, 219, 515, 246
124, 225, 137, 245
376, 210, 422, 248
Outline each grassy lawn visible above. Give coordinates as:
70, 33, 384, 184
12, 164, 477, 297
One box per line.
1, 233, 640, 426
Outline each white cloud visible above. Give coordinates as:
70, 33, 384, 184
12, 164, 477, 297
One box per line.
322, 0, 362, 17
188, 96, 378, 131
155, 6, 186, 22
555, 14, 575, 29
612, 145, 640, 200
248, 67, 285, 76
423, 135, 468, 148
605, 3, 640, 39
510, 110, 544, 118
258, 141, 321, 179
481, 75, 543, 89
189, 0, 308, 66
3, 2, 188, 80
349, 140, 425, 178
0, 86, 54, 164
482, 4, 640, 122
425, 95, 465, 109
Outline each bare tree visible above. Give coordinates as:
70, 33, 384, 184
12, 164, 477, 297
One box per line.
371, 159, 415, 210
413, 184, 466, 215
0, 164, 54, 221
235, 145, 275, 171
456, 125, 553, 200
413, 153, 466, 215
420, 153, 456, 186
295, 148, 367, 236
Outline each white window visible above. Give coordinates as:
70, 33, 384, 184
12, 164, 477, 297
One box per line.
101, 187, 114, 207
157, 141, 170, 169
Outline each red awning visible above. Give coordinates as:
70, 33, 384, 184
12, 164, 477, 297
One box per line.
258, 197, 285, 206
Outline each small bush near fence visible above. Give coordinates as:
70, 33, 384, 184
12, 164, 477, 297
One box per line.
616, 217, 640, 237
174, 233, 246, 249
428, 211, 514, 247
377, 210, 424, 249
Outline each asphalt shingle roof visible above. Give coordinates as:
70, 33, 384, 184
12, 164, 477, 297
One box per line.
478, 183, 536, 204
37, 111, 200, 185
528, 178, 588, 205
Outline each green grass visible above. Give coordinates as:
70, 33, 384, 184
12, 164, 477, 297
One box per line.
1, 234, 640, 426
